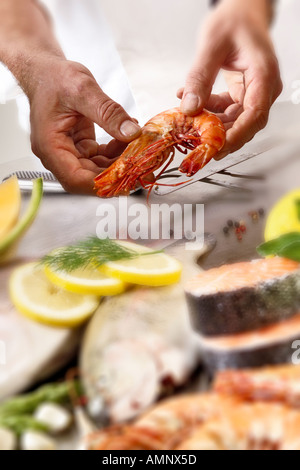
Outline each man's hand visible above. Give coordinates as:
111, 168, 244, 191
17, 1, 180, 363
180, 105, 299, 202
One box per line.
0, 0, 141, 194
178, 0, 282, 158
28, 59, 141, 194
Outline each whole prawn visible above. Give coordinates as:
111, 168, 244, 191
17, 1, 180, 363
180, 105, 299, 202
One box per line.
94, 108, 226, 198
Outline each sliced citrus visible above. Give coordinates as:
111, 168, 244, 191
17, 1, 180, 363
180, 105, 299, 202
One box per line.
0, 178, 43, 259
100, 241, 182, 286
265, 189, 300, 241
10, 263, 100, 328
0, 175, 21, 241
44, 264, 126, 296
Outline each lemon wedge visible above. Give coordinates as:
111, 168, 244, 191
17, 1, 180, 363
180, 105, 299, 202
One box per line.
0, 175, 21, 241
10, 263, 100, 328
101, 241, 182, 286
44, 264, 126, 296
0, 178, 43, 261
265, 189, 300, 241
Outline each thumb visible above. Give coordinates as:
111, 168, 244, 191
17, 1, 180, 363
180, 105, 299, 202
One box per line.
75, 79, 141, 143
181, 34, 228, 116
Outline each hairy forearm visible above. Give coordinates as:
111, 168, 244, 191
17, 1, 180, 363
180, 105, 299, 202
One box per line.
0, 0, 64, 98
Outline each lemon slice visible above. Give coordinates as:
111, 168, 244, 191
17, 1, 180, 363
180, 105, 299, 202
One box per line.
265, 189, 300, 241
10, 263, 100, 328
44, 264, 126, 296
101, 241, 182, 286
0, 175, 21, 241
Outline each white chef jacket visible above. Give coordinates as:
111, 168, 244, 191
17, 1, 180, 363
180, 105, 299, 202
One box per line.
1, 0, 140, 143
0, 0, 299, 140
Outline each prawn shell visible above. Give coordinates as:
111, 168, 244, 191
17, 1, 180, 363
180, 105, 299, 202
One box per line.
176, 402, 300, 450
214, 364, 300, 408
86, 391, 300, 450
94, 108, 225, 198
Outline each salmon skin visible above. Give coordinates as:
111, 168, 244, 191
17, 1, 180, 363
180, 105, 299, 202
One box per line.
199, 313, 300, 374
185, 257, 300, 337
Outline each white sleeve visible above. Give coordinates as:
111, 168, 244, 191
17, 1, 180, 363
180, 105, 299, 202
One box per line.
2, 0, 138, 142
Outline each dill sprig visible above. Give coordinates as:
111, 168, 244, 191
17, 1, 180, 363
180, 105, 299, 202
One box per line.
41, 237, 163, 273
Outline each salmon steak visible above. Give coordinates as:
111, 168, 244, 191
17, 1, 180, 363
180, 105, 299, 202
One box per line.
199, 313, 300, 373
185, 257, 300, 336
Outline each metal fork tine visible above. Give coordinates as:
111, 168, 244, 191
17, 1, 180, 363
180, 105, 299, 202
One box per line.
153, 129, 298, 196
154, 176, 251, 192
160, 167, 180, 175
154, 168, 256, 194
218, 170, 265, 180
155, 173, 181, 180
156, 168, 264, 181
201, 177, 252, 192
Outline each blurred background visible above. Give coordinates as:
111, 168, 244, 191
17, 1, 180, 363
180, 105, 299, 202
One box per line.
0, 0, 299, 175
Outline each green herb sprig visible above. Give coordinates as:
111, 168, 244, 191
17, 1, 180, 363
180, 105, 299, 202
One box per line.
41, 237, 163, 273
257, 198, 300, 261
257, 232, 300, 261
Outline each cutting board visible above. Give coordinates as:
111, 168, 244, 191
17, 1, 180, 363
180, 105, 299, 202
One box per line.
0, 260, 83, 400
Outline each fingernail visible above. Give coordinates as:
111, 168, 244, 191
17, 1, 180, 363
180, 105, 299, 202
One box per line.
181, 93, 201, 114
120, 120, 141, 137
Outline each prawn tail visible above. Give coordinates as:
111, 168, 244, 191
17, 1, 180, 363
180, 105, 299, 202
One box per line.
178, 144, 218, 177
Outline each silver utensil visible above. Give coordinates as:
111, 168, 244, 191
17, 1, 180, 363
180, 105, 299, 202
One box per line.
153, 133, 289, 196
157, 172, 255, 192
2, 171, 65, 193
